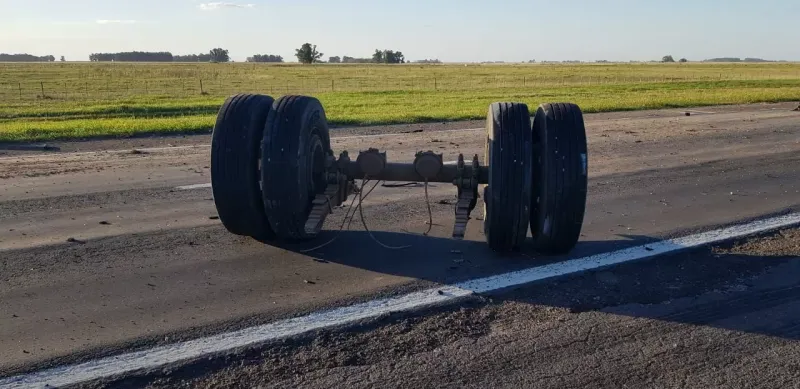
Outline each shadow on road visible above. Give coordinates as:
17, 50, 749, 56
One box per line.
275, 229, 660, 287
277, 228, 800, 341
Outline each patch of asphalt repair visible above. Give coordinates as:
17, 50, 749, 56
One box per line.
87, 226, 800, 389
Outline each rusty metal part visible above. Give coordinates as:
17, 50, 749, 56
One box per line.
452, 153, 481, 239
341, 149, 489, 184
304, 153, 355, 236
413, 151, 444, 180
356, 148, 386, 177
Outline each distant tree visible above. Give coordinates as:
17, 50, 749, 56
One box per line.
414, 59, 441, 64
0, 53, 57, 62
679, 58, 688, 63
246, 54, 284, 63
386, 50, 405, 64
328, 56, 341, 63
341, 56, 371, 63
295, 43, 323, 64
662, 55, 675, 63
372, 49, 384, 63
174, 53, 213, 62
209, 48, 230, 63
60, 56, 66, 62
89, 51, 173, 62
372, 49, 405, 64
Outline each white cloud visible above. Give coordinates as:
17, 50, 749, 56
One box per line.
96, 20, 139, 24
198, 2, 255, 10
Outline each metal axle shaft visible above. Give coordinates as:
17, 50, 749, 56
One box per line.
338, 148, 489, 184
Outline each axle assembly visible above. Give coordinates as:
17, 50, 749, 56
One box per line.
210, 94, 588, 253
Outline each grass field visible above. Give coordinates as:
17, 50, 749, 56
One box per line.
1, 62, 800, 142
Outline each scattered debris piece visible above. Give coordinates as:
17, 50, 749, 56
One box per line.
99, 221, 111, 225
685, 112, 691, 116
437, 290, 444, 295
147, 283, 156, 287
130, 149, 146, 155
209, 215, 220, 220
66, 237, 86, 244
438, 199, 452, 205
304, 280, 316, 285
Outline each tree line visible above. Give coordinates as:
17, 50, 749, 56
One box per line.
88, 49, 234, 63
295, 43, 407, 64
0, 53, 57, 62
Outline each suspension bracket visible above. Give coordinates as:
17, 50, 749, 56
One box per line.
452, 153, 481, 239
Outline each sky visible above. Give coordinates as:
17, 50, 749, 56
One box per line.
1, 0, 799, 63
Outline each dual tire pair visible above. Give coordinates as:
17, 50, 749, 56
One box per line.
210, 94, 331, 243
483, 102, 588, 254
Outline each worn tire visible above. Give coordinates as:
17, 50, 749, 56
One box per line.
482, 102, 533, 252
210, 93, 275, 242
261, 95, 332, 240
529, 103, 588, 254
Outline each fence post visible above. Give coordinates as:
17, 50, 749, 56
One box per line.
331, 79, 334, 92
18, 82, 22, 99
40, 82, 45, 97
434, 78, 437, 90
200, 79, 204, 94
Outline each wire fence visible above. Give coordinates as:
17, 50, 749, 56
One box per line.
2, 72, 800, 102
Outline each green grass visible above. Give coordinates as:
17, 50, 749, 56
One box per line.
2, 62, 800, 142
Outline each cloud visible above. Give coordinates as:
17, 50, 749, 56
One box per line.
96, 20, 139, 24
198, 2, 255, 10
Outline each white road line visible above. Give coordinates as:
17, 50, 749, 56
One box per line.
175, 161, 464, 190
681, 110, 717, 114
175, 183, 213, 190
5, 212, 799, 388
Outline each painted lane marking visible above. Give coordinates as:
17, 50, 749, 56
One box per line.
3, 212, 799, 388
175, 183, 213, 190
176, 161, 465, 190
680, 110, 717, 115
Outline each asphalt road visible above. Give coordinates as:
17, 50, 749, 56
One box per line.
142, 227, 800, 389
1, 102, 799, 384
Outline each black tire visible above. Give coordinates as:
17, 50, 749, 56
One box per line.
261, 95, 332, 240
529, 103, 588, 254
482, 102, 533, 252
210, 93, 275, 242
